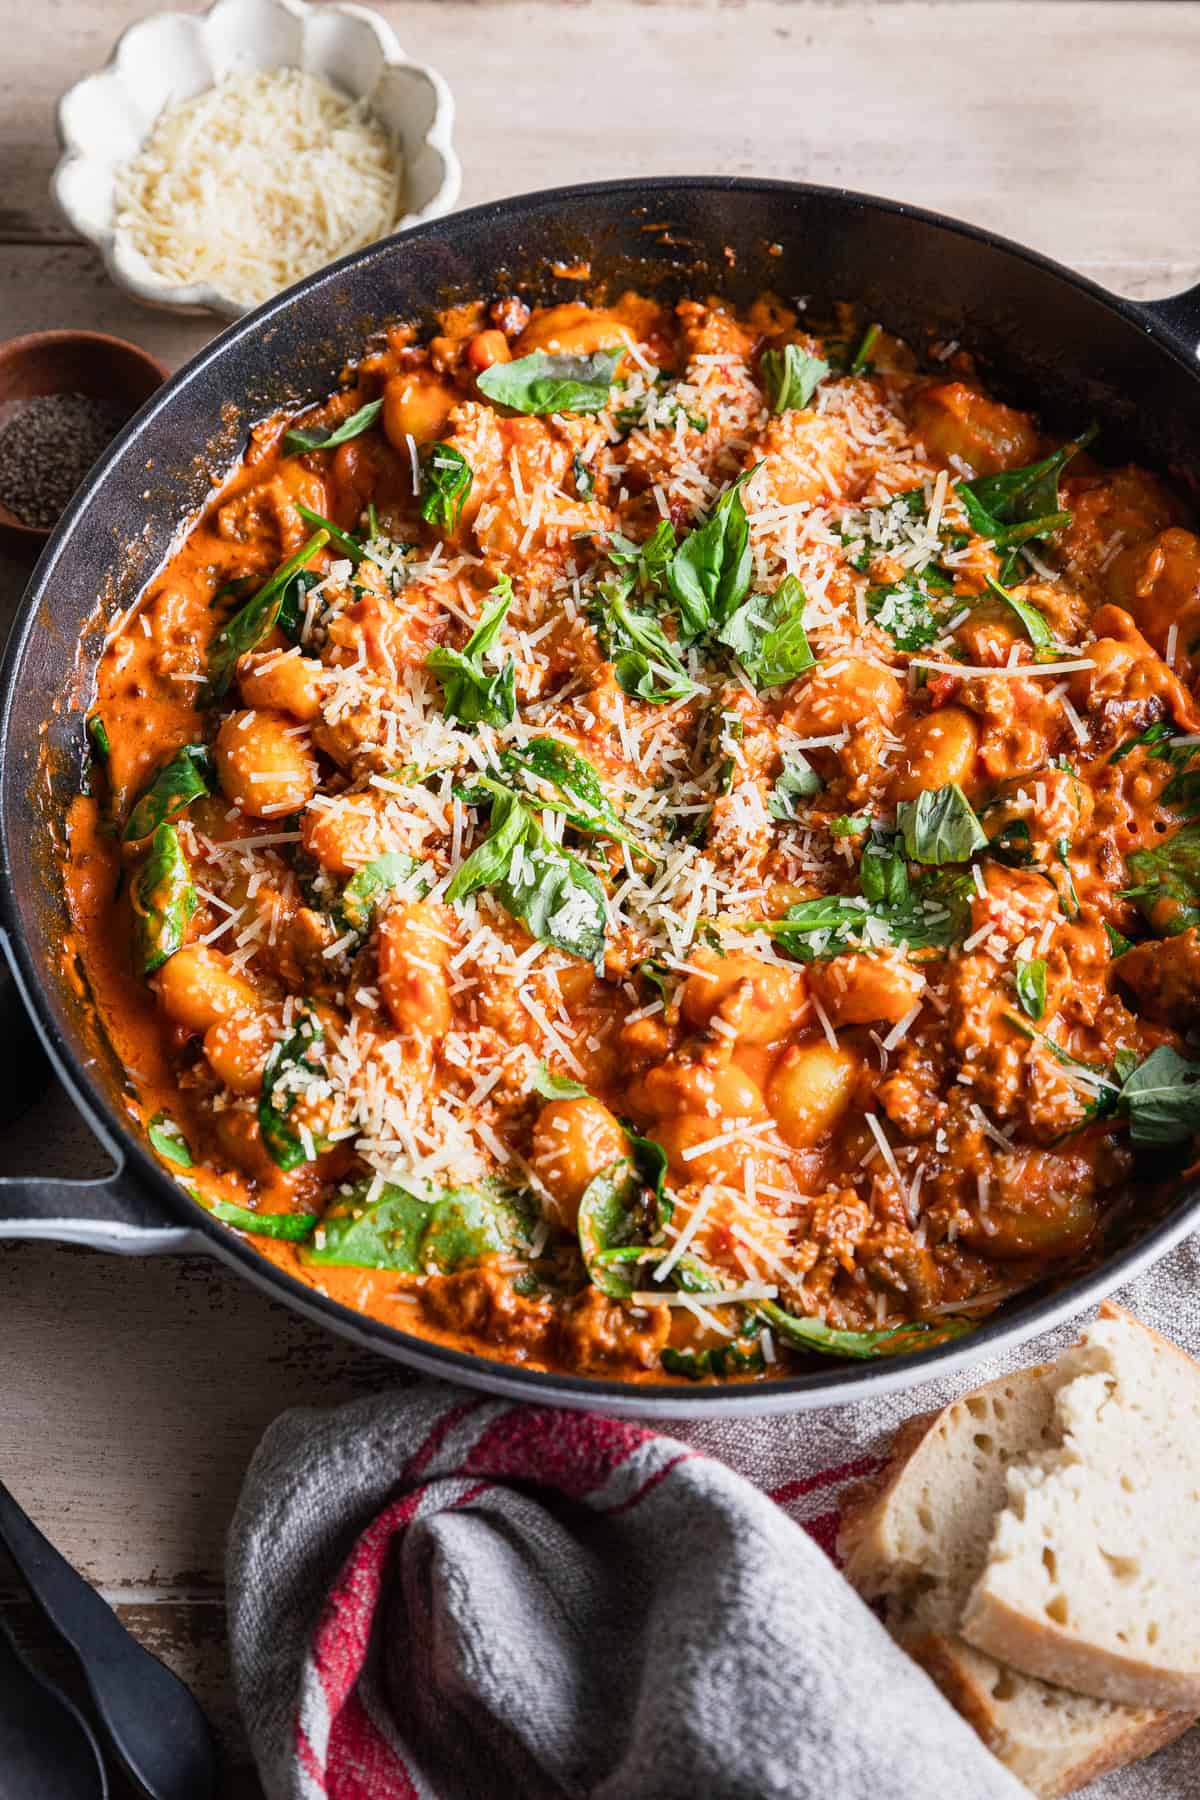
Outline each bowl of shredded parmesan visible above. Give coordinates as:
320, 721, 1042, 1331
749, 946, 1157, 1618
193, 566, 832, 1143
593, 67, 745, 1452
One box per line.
52, 0, 460, 319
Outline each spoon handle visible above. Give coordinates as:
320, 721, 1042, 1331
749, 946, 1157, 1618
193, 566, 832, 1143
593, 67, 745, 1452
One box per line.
0, 1480, 219, 1800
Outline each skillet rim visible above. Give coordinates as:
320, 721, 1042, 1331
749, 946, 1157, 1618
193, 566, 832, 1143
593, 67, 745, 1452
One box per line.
3, 173, 1199, 1415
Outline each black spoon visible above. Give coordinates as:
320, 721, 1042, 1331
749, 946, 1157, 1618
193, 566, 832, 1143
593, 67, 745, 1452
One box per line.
0, 1614, 108, 1800
0, 1480, 219, 1800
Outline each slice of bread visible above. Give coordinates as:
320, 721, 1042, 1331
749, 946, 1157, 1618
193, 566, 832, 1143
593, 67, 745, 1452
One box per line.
838, 1349, 1194, 1797
961, 1302, 1200, 1709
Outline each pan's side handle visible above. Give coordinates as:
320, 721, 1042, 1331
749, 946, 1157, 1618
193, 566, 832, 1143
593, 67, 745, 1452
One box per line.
1140, 282, 1200, 359
0, 932, 203, 1255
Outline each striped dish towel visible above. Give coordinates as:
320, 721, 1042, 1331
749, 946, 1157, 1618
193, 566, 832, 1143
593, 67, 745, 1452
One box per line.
227, 1236, 1200, 1799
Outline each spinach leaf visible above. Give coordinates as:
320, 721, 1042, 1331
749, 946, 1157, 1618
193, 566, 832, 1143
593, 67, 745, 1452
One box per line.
717, 575, 816, 688
477, 348, 624, 415
259, 1004, 327, 1173
896, 783, 987, 864
572, 455, 595, 500
448, 790, 607, 963
760, 343, 829, 412
1015, 957, 1047, 1022
1125, 821, 1200, 936
284, 397, 382, 456
303, 1177, 531, 1271
763, 864, 972, 961
595, 580, 697, 705
498, 736, 640, 848
132, 823, 197, 975
203, 1199, 319, 1241
147, 1112, 192, 1167
577, 1134, 667, 1297
420, 441, 473, 531
1117, 1045, 1200, 1146
578, 1159, 644, 1298
662, 1336, 765, 1380
275, 568, 323, 644
987, 816, 1036, 867
766, 894, 872, 961
848, 322, 881, 376
531, 1061, 588, 1100
666, 471, 754, 639
426, 576, 516, 727
984, 574, 1056, 657
1105, 920, 1133, 958
758, 1299, 969, 1359
768, 753, 823, 820
867, 582, 942, 652
206, 527, 329, 699
295, 502, 364, 564
1161, 765, 1200, 814
608, 519, 677, 594
1109, 720, 1185, 765
88, 715, 111, 760
123, 745, 212, 843
956, 428, 1095, 547
339, 852, 427, 934
860, 840, 910, 908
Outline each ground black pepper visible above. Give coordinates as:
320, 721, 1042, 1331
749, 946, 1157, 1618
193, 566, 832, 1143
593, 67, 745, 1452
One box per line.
0, 392, 127, 529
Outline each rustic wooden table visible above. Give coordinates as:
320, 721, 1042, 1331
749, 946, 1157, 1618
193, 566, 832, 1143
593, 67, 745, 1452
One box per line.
2, 2, 1199, 1792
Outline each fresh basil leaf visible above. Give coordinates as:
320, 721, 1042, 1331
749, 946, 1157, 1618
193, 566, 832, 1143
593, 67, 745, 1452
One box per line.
304, 1177, 531, 1271
147, 1111, 192, 1167
448, 790, 607, 963
531, 1061, 588, 1100
848, 322, 881, 377
1125, 820, 1200, 936
295, 503, 364, 565
284, 397, 382, 456
1015, 957, 1047, 1022
206, 527, 329, 699
1004, 1013, 1118, 1095
477, 347, 624, 415
87, 715, 111, 760
956, 428, 1095, 543
1117, 1045, 1200, 1146
500, 736, 640, 848
608, 519, 677, 594
595, 579, 697, 705
717, 574, 816, 688
760, 343, 829, 412
427, 576, 516, 727
768, 753, 823, 820
667, 470, 754, 639
766, 895, 872, 962
259, 1004, 327, 1173
1161, 765, 1200, 814
420, 441, 473, 531
757, 1299, 969, 1359
339, 853, 427, 934
896, 783, 987, 865
762, 864, 972, 962
867, 582, 941, 651
1055, 836, 1081, 918
860, 841, 910, 908
830, 813, 871, 837
133, 823, 196, 975
123, 744, 212, 843
984, 574, 1056, 658
203, 1199, 319, 1241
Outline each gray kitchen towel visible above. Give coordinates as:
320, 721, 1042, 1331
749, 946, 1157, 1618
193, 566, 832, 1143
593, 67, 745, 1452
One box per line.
227, 1235, 1200, 1800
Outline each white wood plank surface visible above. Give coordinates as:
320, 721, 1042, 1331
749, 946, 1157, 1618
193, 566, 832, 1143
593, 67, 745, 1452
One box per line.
2, 2, 1199, 1792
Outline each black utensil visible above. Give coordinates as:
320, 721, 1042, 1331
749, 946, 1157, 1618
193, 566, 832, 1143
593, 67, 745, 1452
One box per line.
0, 1614, 108, 1800
0, 1481, 219, 1800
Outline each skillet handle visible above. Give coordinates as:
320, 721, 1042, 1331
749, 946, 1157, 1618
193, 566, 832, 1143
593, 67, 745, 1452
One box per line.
1139, 282, 1200, 358
0, 932, 203, 1255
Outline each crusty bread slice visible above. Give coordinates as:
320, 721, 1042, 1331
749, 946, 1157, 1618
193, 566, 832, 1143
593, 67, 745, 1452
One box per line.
839, 1353, 1194, 1798
962, 1302, 1200, 1709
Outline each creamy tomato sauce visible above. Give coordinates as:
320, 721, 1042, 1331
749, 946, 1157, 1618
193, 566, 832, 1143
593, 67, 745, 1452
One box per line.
67, 291, 1200, 1384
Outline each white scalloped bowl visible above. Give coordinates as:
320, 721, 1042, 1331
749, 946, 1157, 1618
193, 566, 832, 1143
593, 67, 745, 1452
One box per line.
52, 0, 461, 320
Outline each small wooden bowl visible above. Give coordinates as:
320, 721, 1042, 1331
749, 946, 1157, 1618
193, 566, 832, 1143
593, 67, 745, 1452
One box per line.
0, 330, 167, 547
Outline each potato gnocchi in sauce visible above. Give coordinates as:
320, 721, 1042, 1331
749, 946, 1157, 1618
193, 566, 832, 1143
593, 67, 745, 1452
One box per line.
68, 289, 1200, 1384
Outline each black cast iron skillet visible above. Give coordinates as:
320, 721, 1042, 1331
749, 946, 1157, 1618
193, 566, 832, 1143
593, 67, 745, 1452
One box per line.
2, 178, 1200, 1417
